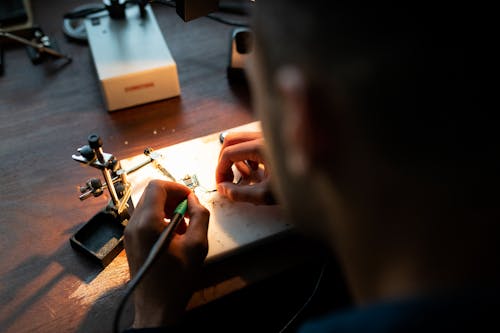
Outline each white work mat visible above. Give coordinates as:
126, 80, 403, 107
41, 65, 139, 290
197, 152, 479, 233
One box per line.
120, 121, 291, 263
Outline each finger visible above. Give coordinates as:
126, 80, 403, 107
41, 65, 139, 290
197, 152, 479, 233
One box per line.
130, 180, 170, 233
217, 181, 273, 205
184, 193, 210, 242
235, 160, 261, 176
216, 139, 266, 183
218, 132, 262, 166
161, 182, 192, 217
247, 160, 260, 170
130, 180, 191, 236
235, 161, 252, 177
220, 131, 262, 150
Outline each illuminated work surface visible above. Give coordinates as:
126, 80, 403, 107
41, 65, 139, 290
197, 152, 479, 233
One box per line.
120, 121, 293, 264
0, 2, 309, 331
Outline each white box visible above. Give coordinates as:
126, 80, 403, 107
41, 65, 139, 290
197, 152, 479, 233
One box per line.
85, 5, 180, 111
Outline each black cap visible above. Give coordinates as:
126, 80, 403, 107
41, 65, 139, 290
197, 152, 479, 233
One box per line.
88, 134, 103, 149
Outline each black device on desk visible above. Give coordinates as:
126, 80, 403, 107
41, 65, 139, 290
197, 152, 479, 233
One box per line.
227, 26, 253, 84
0, 0, 27, 74
0, 0, 28, 27
1, 0, 71, 75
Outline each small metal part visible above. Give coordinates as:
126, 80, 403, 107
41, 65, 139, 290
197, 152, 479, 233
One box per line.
79, 176, 127, 201
88, 134, 104, 163
90, 178, 102, 190
144, 147, 154, 156
77, 145, 95, 161
103, 169, 119, 204
143, 147, 176, 182
87, 134, 120, 205
116, 186, 132, 214
154, 162, 176, 182
124, 158, 153, 175
182, 174, 199, 190
114, 182, 125, 196
79, 178, 104, 200
79, 190, 95, 201
72, 150, 114, 168
219, 131, 228, 144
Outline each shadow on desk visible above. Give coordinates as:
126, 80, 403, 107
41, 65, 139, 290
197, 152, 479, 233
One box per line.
76, 234, 352, 333
0, 223, 109, 332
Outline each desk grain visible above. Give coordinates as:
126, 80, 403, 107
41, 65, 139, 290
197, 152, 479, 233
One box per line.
0, 1, 257, 331
0, 2, 347, 332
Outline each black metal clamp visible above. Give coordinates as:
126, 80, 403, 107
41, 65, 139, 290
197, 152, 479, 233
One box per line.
70, 134, 134, 267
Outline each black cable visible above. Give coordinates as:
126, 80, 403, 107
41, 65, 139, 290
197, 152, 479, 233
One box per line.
63, 0, 143, 20
63, 7, 106, 19
113, 200, 187, 333
278, 261, 327, 333
150, 0, 176, 8
206, 13, 248, 27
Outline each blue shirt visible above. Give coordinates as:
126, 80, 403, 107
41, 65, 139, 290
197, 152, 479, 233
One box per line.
124, 287, 498, 332
299, 288, 497, 333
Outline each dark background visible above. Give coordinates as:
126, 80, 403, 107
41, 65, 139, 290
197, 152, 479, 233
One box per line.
0, 1, 350, 331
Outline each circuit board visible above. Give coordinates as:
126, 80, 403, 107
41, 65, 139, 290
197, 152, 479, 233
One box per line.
120, 121, 292, 263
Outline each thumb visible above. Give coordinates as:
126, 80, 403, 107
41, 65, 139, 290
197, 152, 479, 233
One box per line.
217, 181, 272, 205
185, 193, 210, 242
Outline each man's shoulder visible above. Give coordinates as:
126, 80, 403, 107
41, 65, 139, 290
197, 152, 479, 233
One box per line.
298, 287, 499, 333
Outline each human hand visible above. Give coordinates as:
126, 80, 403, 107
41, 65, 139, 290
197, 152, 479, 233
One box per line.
216, 131, 276, 205
124, 180, 210, 328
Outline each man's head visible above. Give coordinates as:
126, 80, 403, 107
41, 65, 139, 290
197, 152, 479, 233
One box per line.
247, 1, 498, 301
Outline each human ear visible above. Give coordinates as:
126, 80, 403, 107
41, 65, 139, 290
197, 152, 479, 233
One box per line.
275, 67, 313, 177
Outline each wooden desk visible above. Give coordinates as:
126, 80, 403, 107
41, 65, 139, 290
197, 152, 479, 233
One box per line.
0, 1, 335, 332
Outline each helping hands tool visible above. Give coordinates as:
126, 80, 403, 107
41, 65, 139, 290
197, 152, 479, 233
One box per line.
71, 135, 178, 266
0, 29, 72, 61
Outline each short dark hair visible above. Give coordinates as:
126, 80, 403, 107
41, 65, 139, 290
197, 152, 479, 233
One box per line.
252, 2, 492, 181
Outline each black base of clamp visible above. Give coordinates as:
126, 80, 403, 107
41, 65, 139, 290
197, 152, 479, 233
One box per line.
70, 200, 134, 267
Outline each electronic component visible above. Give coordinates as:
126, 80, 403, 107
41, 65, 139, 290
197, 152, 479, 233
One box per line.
144, 147, 177, 181
182, 174, 200, 190
83, 4, 180, 111
0, 28, 71, 63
